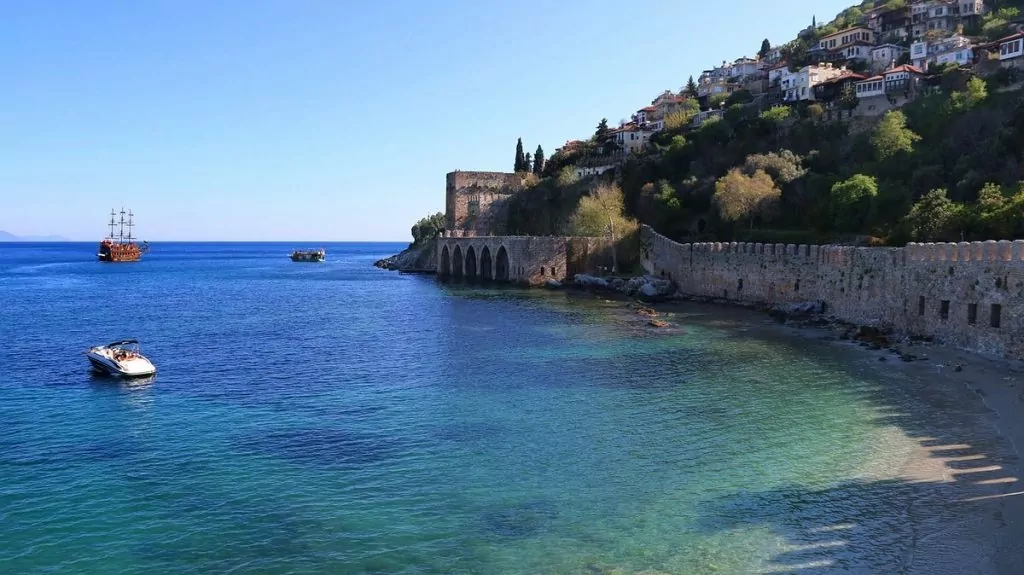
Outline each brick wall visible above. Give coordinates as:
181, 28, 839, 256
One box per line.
436, 235, 615, 286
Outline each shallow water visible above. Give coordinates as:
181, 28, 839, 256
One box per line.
0, 242, 1015, 574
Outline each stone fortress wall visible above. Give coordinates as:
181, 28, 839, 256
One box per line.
436, 233, 613, 286
445, 171, 530, 237
641, 225, 1024, 360
438, 170, 614, 285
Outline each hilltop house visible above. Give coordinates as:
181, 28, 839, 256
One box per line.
998, 32, 1024, 68
854, 64, 925, 117
911, 34, 974, 71
870, 44, 908, 73
818, 26, 875, 53
781, 63, 846, 103
813, 72, 866, 105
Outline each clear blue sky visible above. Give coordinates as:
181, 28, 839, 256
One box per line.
0, 0, 852, 241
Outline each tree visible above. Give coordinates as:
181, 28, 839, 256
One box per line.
761, 105, 791, 147
713, 168, 781, 229
523, 153, 532, 173
595, 118, 612, 144
533, 145, 545, 174
743, 150, 806, 184
410, 212, 445, 245
807, 103, 825, 119
902, 188, 961, 241
759, 38, 771, 60
830, 174, 878, 232
684, 76, 699, 98
568, 183, 637, 272
838, 83, 859, 118
949, 76, 988, 112
871, 111, 920, 161
514, 138, 526, 172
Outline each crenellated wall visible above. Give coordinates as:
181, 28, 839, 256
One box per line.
436, 233, 614, 286
641, 225, 1024, 359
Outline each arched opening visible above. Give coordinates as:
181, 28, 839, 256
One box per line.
453, 245, 464, 278
465, 245, 477, 280
495, 246, 510, 281
440, 245, 451, 277
480, 246, 493, 281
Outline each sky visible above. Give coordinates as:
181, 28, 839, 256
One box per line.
0, 0, 853, 241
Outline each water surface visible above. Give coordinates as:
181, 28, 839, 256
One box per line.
0, 242, 1015, 574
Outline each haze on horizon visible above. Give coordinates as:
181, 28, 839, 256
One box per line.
0, 0, 851, 242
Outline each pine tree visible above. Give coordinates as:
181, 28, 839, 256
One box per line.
684, 76, 698, 98
514, 138, 526, 172
533, 145, 545, 174
595, 118, 611, 144
759, 38, 771, 60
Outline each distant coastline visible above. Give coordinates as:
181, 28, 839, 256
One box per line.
0, 231, 70, 242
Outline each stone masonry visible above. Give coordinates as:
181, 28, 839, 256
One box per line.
436, 233, 613, 286
640, 225, 1024, 360
445, 171, 530, 237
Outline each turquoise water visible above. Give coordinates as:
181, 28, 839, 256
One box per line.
0, 243, 1013, 574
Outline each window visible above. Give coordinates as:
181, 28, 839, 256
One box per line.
940, 300, 950, 320
968, 303, 977, 325
918, 296, 925, 316
991, 304, 1002, 328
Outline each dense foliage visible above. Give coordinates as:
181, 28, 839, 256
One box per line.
410, 212, 445, 246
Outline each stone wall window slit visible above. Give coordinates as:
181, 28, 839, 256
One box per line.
968, 303, 978, 325
991, 304, 1002, 328
940, 300, 950, 320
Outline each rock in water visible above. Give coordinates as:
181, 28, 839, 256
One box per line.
648, 319, 669, 328
545, 279, 562, 289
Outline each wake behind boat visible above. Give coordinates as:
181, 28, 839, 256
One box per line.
86, 339, 156, 377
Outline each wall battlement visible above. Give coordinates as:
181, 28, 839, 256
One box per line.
641, 226, 1024, 359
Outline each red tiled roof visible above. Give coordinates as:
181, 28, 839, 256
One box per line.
997, 31, 1024, 44
639, 105, 657, 112
818, 72, 867, 85
858, 75, 884, 82
884, 64, 924, 75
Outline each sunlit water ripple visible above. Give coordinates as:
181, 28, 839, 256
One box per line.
0, 242, 1017, 574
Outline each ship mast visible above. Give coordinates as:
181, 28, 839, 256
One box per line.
108, 209, 116, 239
126, 210, 135, 244
118, 208, 126, 243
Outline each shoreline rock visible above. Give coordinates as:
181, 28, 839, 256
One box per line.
374, 239, 437, 273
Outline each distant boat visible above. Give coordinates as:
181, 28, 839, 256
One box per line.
290, 249, 326, 262
85, 339, 156, 377
97, 208, 149, 262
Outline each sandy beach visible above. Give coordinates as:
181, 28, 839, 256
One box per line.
602, 295, 1024, 574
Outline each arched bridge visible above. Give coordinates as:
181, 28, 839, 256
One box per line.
436, 233, 614, 286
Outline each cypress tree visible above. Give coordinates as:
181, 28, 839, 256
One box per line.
514, 138, 526, 172
524, 152, 532, 173
684, 76, 698, 98
595, 118, 611, 144
759, 38, 771, 59
533, 145, 545, 174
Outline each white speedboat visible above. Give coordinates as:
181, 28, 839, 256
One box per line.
86, 339, 156, 377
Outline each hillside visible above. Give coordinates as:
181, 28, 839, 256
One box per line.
500, 0, 1024, 246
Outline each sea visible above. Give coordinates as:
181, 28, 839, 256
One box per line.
0, 242, 1015, 574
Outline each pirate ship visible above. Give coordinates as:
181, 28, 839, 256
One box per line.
97, 208, 149, 262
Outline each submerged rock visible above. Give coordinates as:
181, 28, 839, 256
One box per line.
544, 279, 562, 289
648, 319, 669, 328
574, 274, 609, 289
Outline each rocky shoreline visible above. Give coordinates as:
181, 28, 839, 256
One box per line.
562, 272, 956, 367
373, 240, 436, 273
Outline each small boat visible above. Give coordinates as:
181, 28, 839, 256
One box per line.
97, 208, 150, 262
290, 249, 325, 262
85, 339, 157, 377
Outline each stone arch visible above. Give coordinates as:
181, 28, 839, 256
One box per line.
465, 245, 478, 279
453, 245, 464, 278
440, 245, 451, 277
480, 245, 493, 281
495, 246, 510, 281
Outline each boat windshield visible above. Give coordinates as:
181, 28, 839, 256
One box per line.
108, 340, 141, 355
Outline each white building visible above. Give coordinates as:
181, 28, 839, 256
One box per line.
781, 64, 845, 102
912, 35, 974, 70
871, 44, 908, 72
728, 57, 761, 79
612, 124, 653, 155
573, 165, 616, 179
692, 109, 724, 127
855, 75, 886, 98
999, 32, 1024, 68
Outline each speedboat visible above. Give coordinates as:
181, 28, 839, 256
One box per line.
86, 339, 156, 377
